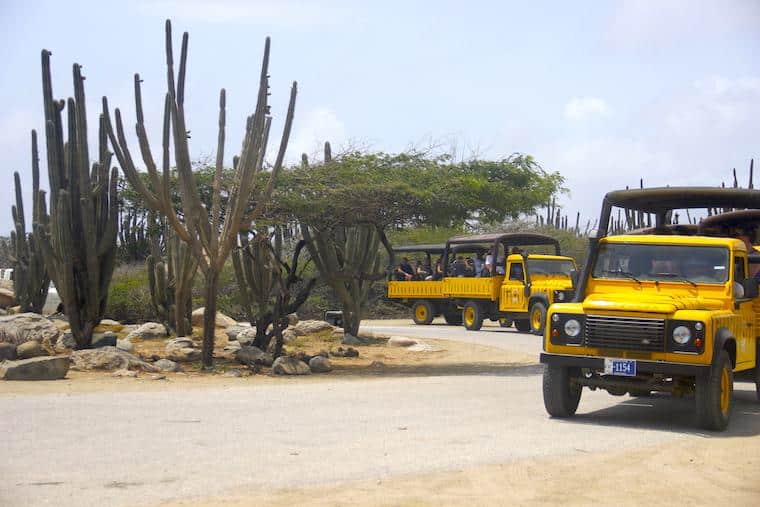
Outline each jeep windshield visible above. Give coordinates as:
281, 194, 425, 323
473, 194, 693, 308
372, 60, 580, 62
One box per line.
592, 243, 729, 284
527, 259, 575, 276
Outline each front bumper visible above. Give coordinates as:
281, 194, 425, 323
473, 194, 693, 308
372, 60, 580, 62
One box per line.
540, 353, 709, 377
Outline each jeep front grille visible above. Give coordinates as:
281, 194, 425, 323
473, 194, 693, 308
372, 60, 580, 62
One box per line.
584, 315, 665, 352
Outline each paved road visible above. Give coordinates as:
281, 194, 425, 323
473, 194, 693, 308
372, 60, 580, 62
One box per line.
2, 321, 759, 506
3, 376, 760, 506
361, 318, 542, 355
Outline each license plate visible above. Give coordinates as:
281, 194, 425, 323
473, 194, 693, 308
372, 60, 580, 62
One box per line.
604, 358, 636, 377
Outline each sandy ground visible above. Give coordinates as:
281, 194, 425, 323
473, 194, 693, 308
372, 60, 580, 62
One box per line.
158, 436, 760, 507
0, 337, 533, 396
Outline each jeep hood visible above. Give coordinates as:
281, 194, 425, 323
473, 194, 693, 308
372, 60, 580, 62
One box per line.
582, 292, 724, 314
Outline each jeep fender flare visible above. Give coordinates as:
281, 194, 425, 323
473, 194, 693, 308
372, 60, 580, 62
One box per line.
529, 294, 549, 310
713, 327, 737, 368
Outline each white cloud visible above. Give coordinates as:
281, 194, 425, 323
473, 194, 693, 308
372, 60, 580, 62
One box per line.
136, 0, 355, 26
286, 107, 346, 163
564, 97, 609, 120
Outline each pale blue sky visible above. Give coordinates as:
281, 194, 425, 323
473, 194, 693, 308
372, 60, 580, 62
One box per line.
1, 0, 758, 233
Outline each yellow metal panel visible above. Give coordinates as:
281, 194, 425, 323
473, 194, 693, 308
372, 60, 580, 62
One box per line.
387, 281, 445, 299
443, 276, 502, 300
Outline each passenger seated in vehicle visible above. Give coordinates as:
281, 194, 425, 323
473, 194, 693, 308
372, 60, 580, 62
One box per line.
496, 254, 506, 275
394, 257, 415, 281
473, 253, 484, 277
451, 256, 469, 277
732, 226, 760, 278
464, 257, 476, 277
431, 258, 444, 280
415, 261, 431, 280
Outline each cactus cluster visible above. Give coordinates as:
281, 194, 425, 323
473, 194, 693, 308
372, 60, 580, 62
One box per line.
146, 213, 196, 336
32, 51, 119, 348
232, 232, 315, 353
9, 131, 50, 313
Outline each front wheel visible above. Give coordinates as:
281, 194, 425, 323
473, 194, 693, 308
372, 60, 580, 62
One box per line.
529, 302, 547, 335
696, 350, 733, 431
543, 365, 582, 417
412, 301, 434, 325
462, 301, 483, 331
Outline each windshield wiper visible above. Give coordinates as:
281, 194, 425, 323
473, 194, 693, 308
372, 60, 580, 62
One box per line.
600, 269, 641, 284
653, 273, 697, 288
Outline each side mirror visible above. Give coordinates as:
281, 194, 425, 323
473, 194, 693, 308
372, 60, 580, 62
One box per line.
740, 278, 759, 299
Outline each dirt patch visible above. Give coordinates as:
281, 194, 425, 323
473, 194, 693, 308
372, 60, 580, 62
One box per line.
157, 435, 760, 506
0, 331, 534, 395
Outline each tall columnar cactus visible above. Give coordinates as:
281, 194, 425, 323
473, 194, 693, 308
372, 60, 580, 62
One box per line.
9, 131, 50, 313
32, 51, 119, 349
232, 232, 316, 353
147, 212, 196, 336
105, 20, 296, 366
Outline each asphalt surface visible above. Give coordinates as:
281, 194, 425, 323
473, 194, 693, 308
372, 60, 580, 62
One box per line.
361, 319, 542, 354
2, 321, 759, 507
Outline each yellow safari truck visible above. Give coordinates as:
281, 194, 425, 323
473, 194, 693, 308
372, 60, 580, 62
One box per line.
386, 244, 463, 325
442, 232, 577, 334
541, 187, 760, 431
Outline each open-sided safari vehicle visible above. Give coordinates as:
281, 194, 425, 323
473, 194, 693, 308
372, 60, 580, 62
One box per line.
540, 187, 760, 431
443, 232, 577, 334
387, 233, 577, 333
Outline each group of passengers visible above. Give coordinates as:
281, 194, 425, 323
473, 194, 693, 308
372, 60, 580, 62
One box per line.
394, 248, 523, 281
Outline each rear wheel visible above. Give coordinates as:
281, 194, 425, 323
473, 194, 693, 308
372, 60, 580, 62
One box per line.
543, 365, 582, 417
462, 301, 483, 331
696, 350, 733, 431
529, 302, 547, 335
514, 319, 531, 333
412, 301, 434, 325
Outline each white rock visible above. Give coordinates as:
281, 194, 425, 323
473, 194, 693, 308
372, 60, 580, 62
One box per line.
125, 322, 167, 340
191, 308, 237, 328
293, 320, 334, 336
387, 336, 418, 347
0, 313, 61, 345
116, 338, 134, 353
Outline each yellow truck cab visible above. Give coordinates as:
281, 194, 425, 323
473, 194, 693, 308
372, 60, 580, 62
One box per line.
443, 232, 577, 334
541, 187, 760, 431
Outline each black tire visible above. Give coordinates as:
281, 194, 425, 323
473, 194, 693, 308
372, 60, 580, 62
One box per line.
499, 317, 512, 328
462, 301, 484, 331
444, 309, 463, 325
514, 319, 531, 332
696, 350, 733, 431
543, 365, 582, 417
529, 302, 547, 336
411, 300, 434, 325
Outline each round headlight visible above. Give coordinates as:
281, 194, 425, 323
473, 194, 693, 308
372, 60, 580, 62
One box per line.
672, 325, 692, 344
694, 322, 704, 331
556, 291, 565, 301
551, 314, 560, 323
564, 319, 581, 337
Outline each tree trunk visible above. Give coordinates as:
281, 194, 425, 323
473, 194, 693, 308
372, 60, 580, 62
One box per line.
201, 268, 219, 368
175, 284, 191, 337
341, 297, 361, 337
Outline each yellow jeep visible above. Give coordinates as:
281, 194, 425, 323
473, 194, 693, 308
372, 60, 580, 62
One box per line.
442, 232, 577, 334
541, 187, 760, 431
